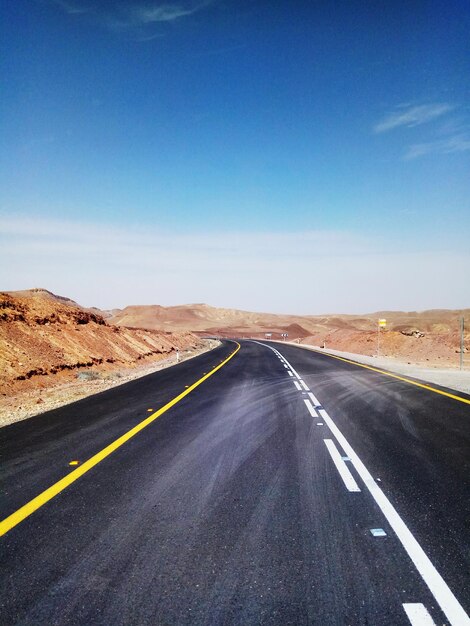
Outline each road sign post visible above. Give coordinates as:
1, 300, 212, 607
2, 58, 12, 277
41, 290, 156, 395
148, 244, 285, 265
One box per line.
377, 319, 386, 357
460, 317, 465, 370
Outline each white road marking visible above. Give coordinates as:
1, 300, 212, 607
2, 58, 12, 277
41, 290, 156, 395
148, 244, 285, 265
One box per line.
293, 381, 302, 391
317, 405, 470, 626
262, 345, 302, 378
299, 379, 310, 391
308, 391, 321, 406
303, 398, 318, 418
317, 422, 324, 426
324, 439, 361, 492
403, 603, 436, 625
284, 364, 288, 368
254, 340, 470, 626
288, 371, 294, 377
370, 528, 387, 537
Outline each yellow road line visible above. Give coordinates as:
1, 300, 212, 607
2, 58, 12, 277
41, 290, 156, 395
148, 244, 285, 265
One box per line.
0, 342, 241, 537
301, 347, 470, 406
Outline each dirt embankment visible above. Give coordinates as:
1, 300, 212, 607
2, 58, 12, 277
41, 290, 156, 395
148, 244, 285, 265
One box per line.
0, 292, 208, 425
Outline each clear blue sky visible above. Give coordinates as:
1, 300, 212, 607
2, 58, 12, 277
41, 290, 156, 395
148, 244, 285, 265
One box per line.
1, 0, 469, 312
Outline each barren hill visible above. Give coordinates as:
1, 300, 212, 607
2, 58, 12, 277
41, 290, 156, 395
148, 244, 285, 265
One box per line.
109, 302, 468, 335
0, 291, 203, 402
110, 303, 313, 335
109, 303, 469, 367
6, 287, 83, 309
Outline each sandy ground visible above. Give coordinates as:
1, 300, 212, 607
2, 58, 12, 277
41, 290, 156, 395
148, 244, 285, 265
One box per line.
0, 340, 220, 428
281, 341, 470, 396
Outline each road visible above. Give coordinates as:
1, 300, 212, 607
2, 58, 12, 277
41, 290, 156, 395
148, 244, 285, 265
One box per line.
1, 340, 469, 625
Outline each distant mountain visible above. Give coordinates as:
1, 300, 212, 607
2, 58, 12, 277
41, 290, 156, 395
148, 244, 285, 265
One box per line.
108, 302, 470, 337
3, 288, 468, 367
109, 303, 312, 335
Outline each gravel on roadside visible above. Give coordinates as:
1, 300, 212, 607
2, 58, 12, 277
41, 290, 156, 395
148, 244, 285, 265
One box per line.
0, 340, 220, 428
280, 342, 470, 396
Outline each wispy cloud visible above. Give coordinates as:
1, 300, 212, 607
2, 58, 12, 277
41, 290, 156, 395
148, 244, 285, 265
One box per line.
374, 103, 454, 133
132, 2, 209, 24
374, 102, 470, 160
47, 0, 214, 38
405, 134, 470, 159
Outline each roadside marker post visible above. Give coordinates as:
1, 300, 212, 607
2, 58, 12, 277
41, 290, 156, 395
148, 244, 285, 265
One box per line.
377, 319, 386, 357
460, 317, 465, 371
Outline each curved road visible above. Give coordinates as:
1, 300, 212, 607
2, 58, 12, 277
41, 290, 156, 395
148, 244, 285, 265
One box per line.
1, 340, 469, 625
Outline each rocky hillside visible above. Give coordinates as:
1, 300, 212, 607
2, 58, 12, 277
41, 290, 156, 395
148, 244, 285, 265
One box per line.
0, 291, 202, 397
108, 302, 469, 367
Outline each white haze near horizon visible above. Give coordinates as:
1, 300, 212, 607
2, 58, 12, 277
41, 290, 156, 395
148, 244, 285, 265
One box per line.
1, 216, 469, 315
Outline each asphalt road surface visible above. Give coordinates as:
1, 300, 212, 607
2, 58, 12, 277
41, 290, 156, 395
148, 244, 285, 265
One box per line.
1, 340, 469, 626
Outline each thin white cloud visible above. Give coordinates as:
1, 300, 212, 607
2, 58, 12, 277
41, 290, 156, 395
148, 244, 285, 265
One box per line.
48, 0, 214, 33
374, 103, 470, 160
1, 217, 469, 313
374, 103, 454, 133
134, 3, 208, 24
404, 134, 470, 160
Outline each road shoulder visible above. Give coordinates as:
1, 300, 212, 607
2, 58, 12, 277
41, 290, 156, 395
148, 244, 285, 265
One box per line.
0, 340, 221, 428
278, 341, 470, 396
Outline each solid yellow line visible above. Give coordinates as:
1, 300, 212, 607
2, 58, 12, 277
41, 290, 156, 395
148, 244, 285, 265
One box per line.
0, 342, 241, 537
303, 347, 470, 406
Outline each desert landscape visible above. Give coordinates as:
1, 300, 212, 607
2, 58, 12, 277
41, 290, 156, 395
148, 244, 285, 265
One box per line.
0, 289, 209, 425
109, 301, 469, 367
1, 287, 468, 426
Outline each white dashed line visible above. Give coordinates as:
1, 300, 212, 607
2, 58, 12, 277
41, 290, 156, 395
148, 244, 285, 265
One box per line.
303, 398, 318, 418
299, 379, 309, 391
308, 391, 321, 406
324, 439, 361, 492
255, 340, 470, 626
403, 603, 436, 625
288, 371, 294, 377
318, 402, 469, 626
293, 381, 302, 391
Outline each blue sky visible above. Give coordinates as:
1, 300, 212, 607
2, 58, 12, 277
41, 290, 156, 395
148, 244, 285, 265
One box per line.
1, 0, 469, 312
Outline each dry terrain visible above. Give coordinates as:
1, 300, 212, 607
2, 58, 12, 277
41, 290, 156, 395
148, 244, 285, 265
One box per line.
110, 303, 469, 368
2, 289, 467, 426
0, 289, 208, 425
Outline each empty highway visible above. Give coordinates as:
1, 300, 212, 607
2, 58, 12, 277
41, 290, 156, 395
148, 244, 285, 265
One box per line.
1, 340, 469, 625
